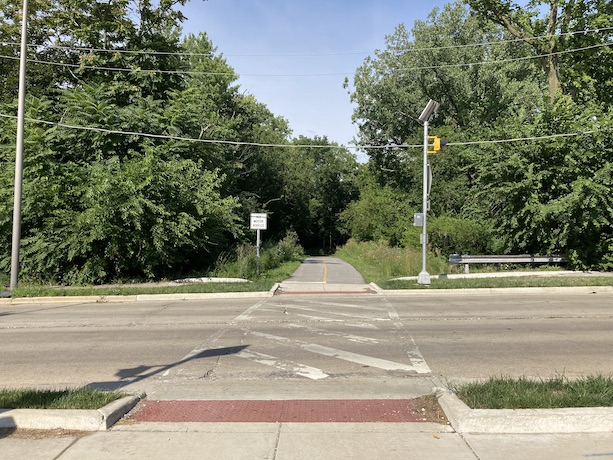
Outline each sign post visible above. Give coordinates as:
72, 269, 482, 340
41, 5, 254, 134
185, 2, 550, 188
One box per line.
250, 213, 268, 275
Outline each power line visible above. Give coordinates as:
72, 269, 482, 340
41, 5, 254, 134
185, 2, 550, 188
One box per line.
1, 41, 610, 77
1, 25, 611, 57
0, 112, 605, 152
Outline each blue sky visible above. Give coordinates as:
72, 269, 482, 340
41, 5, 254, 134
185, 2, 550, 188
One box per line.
180, 1, 450, 157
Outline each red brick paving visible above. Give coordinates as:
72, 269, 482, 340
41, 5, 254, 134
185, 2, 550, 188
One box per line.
130, 400, 424, 423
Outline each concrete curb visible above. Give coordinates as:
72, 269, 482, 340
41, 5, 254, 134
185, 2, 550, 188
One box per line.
380, 285, 613, 296
0, 393, 143, 431
0, 286, 279, 305
436, 388, 613, 434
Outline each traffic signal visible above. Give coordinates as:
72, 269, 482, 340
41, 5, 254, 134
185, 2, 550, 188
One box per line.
427, 136, 448, 153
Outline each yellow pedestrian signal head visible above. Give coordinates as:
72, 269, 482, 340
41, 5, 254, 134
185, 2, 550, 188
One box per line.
427, 136, 448, 153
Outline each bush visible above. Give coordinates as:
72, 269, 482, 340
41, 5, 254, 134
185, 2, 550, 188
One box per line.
213, 231, 304, 278
427, 215, 492, 256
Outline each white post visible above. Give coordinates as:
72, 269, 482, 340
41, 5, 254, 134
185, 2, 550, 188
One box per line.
256, 229, 261, 276
10, 0, 29, 289
417, 119, 431, 285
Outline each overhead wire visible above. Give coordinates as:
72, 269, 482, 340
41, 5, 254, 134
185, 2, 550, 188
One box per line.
0, 25, 611, 57
0, 41, 611, 77
0, 23, 609, 152
0, 112, 605, 151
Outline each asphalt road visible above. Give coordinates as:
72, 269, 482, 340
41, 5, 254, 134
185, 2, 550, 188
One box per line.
1, 290, 612, 397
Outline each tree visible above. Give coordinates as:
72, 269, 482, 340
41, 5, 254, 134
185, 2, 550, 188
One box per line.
348, 1, 543, 189
279, 136, 359, 250
339, 169, 412, 247
466, 0, 613, 102
474, 96, 613, 268
0, 2, 252, 283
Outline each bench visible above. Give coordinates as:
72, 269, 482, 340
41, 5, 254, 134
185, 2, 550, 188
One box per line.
449, 254, 568, 274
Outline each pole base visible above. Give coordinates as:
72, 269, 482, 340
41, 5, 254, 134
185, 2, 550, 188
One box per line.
417, 271, 431, 285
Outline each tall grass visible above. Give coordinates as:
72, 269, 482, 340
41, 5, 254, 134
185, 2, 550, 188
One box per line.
213, 231, 305, 279
334, 239, 448, 283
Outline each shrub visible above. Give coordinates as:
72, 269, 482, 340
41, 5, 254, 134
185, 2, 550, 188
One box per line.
428, 215, 492, 256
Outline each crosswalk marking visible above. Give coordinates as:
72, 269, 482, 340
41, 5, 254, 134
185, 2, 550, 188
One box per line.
283, 304, 387, 320
251, 331, 430, 374
294, 299, 387, 312
292, 313, 379, 328
236, 350, 329, 380
235, 298, 267, 321
287, 324, 379, 344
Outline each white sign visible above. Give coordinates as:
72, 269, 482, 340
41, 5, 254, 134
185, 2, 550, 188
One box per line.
250, 213, 268, 230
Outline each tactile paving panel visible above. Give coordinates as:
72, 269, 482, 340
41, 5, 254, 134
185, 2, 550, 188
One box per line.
130, 400, 424, 423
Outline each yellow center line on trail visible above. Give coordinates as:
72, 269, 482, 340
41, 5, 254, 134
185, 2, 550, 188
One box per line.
323, 262, 327, 284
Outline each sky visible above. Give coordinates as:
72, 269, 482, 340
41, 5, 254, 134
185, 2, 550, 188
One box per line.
179, 0, 450, 160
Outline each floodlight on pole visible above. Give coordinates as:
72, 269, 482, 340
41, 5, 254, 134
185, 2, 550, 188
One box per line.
417, 99, 439, 285
10, 0, 28, 289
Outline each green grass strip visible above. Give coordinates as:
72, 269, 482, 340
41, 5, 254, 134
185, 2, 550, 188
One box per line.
0, 387, 126, 410
380, 276, 613, 290
9, 260, 303, 298
453, 375, 613, 409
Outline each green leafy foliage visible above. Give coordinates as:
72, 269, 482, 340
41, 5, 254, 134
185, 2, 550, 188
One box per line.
279, 136, 360, 250
340, 170, 412, 247
345, 0, 613, 269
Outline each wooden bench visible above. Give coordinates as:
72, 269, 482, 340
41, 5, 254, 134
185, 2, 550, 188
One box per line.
449, 254, 568, 274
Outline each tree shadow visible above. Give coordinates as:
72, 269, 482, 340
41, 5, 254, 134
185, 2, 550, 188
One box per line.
87, 345, 249, 391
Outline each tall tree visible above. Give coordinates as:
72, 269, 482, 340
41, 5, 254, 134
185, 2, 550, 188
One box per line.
348, 0, 542, 195
280, 136, 359, 250
466, 0, 613, 102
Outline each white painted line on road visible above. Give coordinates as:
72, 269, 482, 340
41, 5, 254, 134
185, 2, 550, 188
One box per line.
235, 298, 267, 321
236, 350, 329, 380
382, 298, 400, 321
406, 348, 432, 374
285, 305, 387, 321
251, 331, 429, 374
293, 313, 379, 329
302, 343, 425, 372
295, 299, 386, 312
287, 324, 380, 344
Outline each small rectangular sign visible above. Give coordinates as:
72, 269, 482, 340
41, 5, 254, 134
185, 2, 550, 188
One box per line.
250, 213, 268, 230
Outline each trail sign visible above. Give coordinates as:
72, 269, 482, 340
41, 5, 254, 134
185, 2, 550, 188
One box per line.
250, 213, 268, 230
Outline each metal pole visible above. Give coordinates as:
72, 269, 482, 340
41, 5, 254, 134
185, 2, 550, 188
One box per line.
10, 0, 29, 289
417, 120, 431, 285
256, 229, 261, 276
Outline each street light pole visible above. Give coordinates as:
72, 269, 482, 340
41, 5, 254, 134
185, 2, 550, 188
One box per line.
10, 0, 29, 289
417, 100, 440, 285
418, 118, 431, 285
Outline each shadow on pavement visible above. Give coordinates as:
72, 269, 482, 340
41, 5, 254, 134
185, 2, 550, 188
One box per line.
87, 345, 249, 391
0, 418, 16, 438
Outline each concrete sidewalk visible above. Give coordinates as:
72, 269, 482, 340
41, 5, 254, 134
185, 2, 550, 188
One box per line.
4, 417, 613, 459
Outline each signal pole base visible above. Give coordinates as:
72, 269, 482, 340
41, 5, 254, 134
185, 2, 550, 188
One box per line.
417, 271, 431, 285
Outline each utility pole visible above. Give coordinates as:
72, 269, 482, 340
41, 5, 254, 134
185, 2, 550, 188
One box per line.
10, 0, 29, 289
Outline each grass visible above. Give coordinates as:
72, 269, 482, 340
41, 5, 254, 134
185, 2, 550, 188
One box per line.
0, 387, 126, 410
8, 259, 303, 298
334, 239, 448, 283
452, 375, 613, 409
380, 276, 613, 290
335, 240, 612, 289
